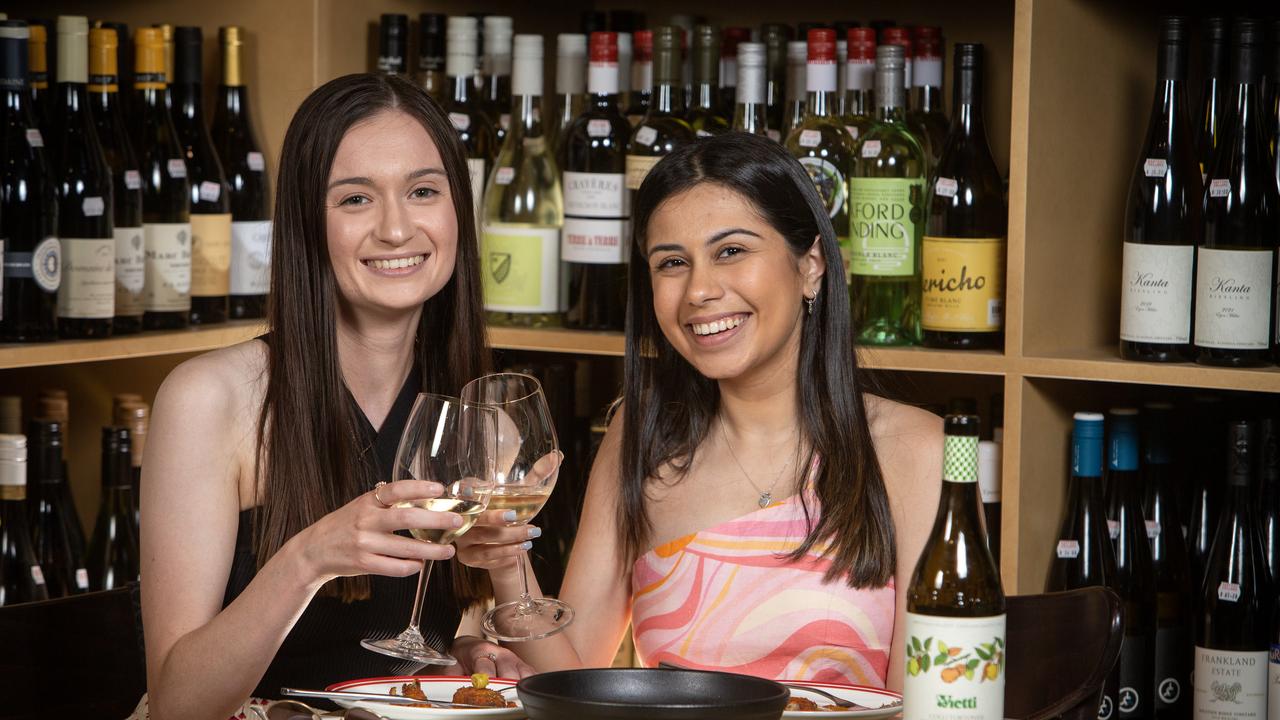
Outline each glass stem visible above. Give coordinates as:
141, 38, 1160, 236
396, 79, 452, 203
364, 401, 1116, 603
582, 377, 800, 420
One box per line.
405, 559, 435, 637
516, 549, 535, 612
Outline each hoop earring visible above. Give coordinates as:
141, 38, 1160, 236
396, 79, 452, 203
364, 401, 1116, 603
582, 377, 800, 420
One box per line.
805, 294, 816, 316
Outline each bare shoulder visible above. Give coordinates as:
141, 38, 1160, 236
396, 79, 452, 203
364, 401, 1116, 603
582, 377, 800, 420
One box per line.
155, 338, 267, 415
863, 394, 943, 505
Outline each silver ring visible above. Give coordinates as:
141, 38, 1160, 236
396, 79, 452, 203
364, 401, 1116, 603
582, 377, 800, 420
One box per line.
486, 652, 498, 663
372, 481, 392, 508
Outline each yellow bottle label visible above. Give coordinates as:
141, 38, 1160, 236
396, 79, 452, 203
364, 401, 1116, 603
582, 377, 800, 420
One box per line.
625, 155, 662, 190
481, 224, 561, 313
921, 236, 1005, 332
190, 213, 232, 297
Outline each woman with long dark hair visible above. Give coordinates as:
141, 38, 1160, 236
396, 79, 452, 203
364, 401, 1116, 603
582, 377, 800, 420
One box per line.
137, 74, 529, 720
458, 132, 941, 690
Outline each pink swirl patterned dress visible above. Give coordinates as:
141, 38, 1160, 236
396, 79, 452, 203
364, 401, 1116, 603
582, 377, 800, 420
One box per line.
630, 490, 896, 686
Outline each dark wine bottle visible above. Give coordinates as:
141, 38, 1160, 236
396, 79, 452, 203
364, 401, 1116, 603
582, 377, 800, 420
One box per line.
1120, 17, 1199, 363
481, 16, 513, 148
443, 17, 497, 227
53, 15, 114, 339
133, 27, 191, 330
26, 419, 88, 598
1186, 395, 1226, 587
904, 414, 1006, 718
1257, 416, 1279, 591
1139, 402, 1193, 719
26, 22, 51, 139
1103, 409, 1157, 720
561, 32, 630, 332
625, 30, 652, 127
978, 439, 1001, 566
115, 401, 148, 534
89, 26, 144, 335
1047, 412, 1120, 720
375, 14, 407, 76
87, 426, 139, 591
1, 21, 60, 343
1194, 420, 1273, 717
626, 26, 695, 192
922, 43, 1007, 350
761, 24, 790, 142
1196, 19, 1278, 368
94, 22, 132, 128
416, 13, 446, 102
0, 433, 49, 606
211, 26, 271, 321
1196, 19, 1228, 183
685, 25, 729, 136
174, 27, 230, 326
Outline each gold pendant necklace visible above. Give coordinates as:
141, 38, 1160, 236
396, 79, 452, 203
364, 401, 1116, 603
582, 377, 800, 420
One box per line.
718, 419, 796, 508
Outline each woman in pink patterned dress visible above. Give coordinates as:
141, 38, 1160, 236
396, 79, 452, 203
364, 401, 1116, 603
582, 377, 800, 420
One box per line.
457, 132, 942, 691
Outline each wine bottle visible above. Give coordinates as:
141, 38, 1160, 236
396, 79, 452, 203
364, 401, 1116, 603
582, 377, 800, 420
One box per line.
550, 33, 588, 154
0, 397, 19, 435
89, 26, 144, 335
52, 15, 115, 339
782, 40, 806, 139
1120, 17, 1199, 363
762, 24, 791, 142
212, 26, 271, 321
375, 14, 407, 76
835, 39, 847, 116
26, 22, 51, 138
88, 426, 139, 590
978, 439, 1001, 566
26, 419, 88, 597
444, 17, 497, 226
1196, 19, 1228, 183
0, 21, 60, 343
1196, 19, 1279, 368
174, 27, 231, 326
580, 11, 605, 35
0, 433, 49, 606
883, 27, 915, 111
907, 26, 947, 164
904, 414, 1005, 719
560, 32, 630, 332
922, 43, 1006, 350
481, 34, 563, 328
1046, 412, 1120, 720
133, 27, 191, 330
95, 21, 132, 127
1257, 416, 1279, 594
842, 28, 876, 144
850, 44, 927, 347
616, 32, 632, 115
786, 29, 856, 274
626, 26, 695, 193
1187, 395, 1226, 587
1139, 402, 1193, 719
416, 13, 446, 102
1103, 409, 1157, 720
481, 16, 513, 148
625, 30, 651, 127
686, 25, 729, 136
115, 401, 148, 533
731, 42, 769, 136
1194, 420, 1273, 718
719, 28, 750, 112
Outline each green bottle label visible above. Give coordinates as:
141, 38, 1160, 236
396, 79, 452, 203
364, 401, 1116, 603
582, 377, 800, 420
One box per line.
481, 224, 561, 313
943, 435, 979, 483
850, 177, 923, 277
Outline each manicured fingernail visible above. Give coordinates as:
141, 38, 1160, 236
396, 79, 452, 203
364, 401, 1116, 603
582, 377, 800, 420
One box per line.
444, 545, 456, 557
453, 514, 464, 527
427, 482, 444, 494
519, 540, 533, 551
527, 527, 542, 539
502, 510, 517, 522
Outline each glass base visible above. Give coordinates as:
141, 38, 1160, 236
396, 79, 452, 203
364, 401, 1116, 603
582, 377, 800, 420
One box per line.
361, 630, 455, 666
482, 597, 575, 642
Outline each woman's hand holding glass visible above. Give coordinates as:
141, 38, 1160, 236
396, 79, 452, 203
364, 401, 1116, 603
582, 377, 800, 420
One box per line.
453, 451, 561, 574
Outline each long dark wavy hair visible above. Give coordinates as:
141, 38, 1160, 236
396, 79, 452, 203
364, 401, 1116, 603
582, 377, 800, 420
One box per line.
254, 73, 490, 604
619, 132, 894, 587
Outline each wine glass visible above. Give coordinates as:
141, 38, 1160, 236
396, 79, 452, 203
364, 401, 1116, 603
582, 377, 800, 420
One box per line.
461, 372, 572, 641
361, 393, 498, 665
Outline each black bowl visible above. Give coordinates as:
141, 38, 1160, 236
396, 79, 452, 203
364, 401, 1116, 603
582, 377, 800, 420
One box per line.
516, 668, 789, 720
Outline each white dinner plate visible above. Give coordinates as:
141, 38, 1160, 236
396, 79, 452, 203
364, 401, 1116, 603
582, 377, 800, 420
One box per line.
325, 675, 524, 719
781, 680, 903, 718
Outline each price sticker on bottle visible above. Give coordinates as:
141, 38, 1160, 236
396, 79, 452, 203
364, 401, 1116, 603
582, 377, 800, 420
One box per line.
30, 565, 46, 586
75, 568, 89, 591
696, 129, 713, 138
82, 196, 106, 217
934, 177, 958, 198
1208, 179, 1231, 197
845, 125, 859, 140
1143, 159, 1167, 177
1145, 520, 1160, 540
587, 119, 611, 138
167, 159, 188, 178
767, 129, 781, 142
199, 181, 222, 202
1217, 581, 1241, 602
26, 128, 44, 147
798, 129, 821, 148
635, 126, 657, 146
449, 112, 471, 131
860, 139, 882, 158
495, 167, 515, 186
125, 170, 143, 190
247, 151, 265, 172
1107, 519, 1119, 540
1056, 540, 1080, 559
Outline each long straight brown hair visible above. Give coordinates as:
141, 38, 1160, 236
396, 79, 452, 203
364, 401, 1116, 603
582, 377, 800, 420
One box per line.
620, 133, 895, 587
254, 73, 490, 604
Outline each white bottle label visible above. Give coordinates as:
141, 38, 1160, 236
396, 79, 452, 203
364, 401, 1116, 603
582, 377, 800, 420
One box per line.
563, 172, 629, 218
1119, 242, 1194, 344
167, 159, 187, 178
32, 236, 62, 292
635, 125, 657, 146
903, 613, 1006, 720
246, 151, 265, 172
1056, 540, 1080, 559
1194, 647, 1267, 719
1216, 582, 1241, 602
124, 170, 143, 189
75, 568, 89, 591
480, 223, 562, 313
1208, 179, 1231, 197
81, 196, 106, 217
587, 119, 612, 138
198, 181, 222, 202
1143, 159, 1168, 177
935, 177, 958, 198
114, 226, 145, 315
1268, 646, 1279, 720
230, 220, 272, 295
1194, 248, 1272, 350
562, 218, 630, 264
57, 238, 115, 319
799, 129, 821, 147
861, 139, 882, 157
449, 112, 471, 131
144, 222, 192, 311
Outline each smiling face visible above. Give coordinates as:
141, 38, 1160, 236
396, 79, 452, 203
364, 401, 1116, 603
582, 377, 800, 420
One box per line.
325, 109, 458, 320
644, 183, 825, 384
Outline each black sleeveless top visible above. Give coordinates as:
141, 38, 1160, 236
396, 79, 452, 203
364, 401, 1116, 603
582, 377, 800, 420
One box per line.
221, 363, 463, 699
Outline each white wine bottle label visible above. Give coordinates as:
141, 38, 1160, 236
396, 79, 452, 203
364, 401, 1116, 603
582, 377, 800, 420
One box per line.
114, 226, 145, 315
921, 236, 1006, 332
562, 218, 630, 264
144, 222, 192, 312
798, 157, 847, 221
1194, 647, 1267, 719
57, 238, 115, 319
903, 613, 1005, 720
563, 172, 629, 218
467, 158, 486, 222
190, 214, 232, 297
1120, 242, 1194, 344
10, 237, 64, 292
850, 177, 923, 277
481, 224, 561, 313
625, 154, 662, 190
1194, 248, 1272, 350
230, 220, 272, 295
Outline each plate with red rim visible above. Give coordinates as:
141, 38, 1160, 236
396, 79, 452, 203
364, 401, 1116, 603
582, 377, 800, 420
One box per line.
324, 675, 524, 719
781, 680, 902, 718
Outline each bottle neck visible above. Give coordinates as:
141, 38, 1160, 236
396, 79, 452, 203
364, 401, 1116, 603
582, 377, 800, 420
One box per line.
450, 72, 476, 104
652, 81, 685, 114
171, 82, 204, 121
875, 70, 906, 118
587, 61, 619, 97
218, 84, 249, 119
693, 81, 717, 110
57, 81, 90, 118
804, 61, 837, 118
912, 84, 943, 113
509, 94, 545, 136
